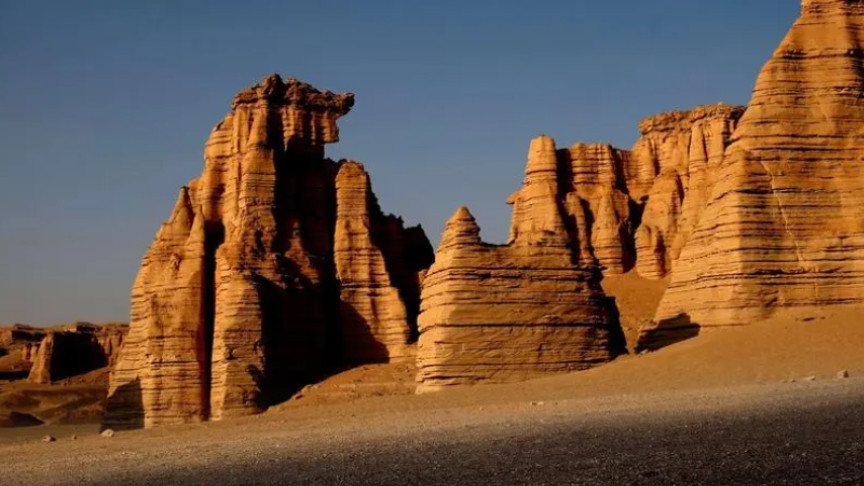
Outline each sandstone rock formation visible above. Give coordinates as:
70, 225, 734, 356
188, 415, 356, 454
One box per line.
517, 105, 743, 282
334, 161, 432, 363
416, 137, 624, 391
27, 323, 126, 384
630, 105, 745, 279
105, 75, 432, 429
0, 323, 125, 384
0, 325, 45, 380
645, 0, 864, 340
557, 143, 636, 274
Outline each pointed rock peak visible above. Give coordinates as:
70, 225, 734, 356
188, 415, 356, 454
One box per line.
451, 206, 476, 223
167, 186, 194, 229
172, 186, 191, 209
440, 206, 481, 248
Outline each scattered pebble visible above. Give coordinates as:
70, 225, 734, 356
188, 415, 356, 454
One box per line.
530, 401, 544, 407
803, 376, 817, 382
41, 435, 56, 443
70, 435, 77, 441
100, 428, 115, 438
837, 370, 850, 379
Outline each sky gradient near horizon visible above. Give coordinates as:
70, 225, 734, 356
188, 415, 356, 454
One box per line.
0, 1, 800, 324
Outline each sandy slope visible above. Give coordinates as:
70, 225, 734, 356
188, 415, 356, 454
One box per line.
600, 271, 669, 351
1, 307, 863, 484
0, 307, 860, 439
0, 368, 110, 427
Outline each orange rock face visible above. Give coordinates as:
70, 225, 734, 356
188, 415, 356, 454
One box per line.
558, 143, 636, 274
335, 161, 432, 363
631, 106, 745, 279
530, 106, 743, 281
27, 323, 126, 384
416, 137, 624, 391
105, 75, 432, 428
647, 0, 864, 336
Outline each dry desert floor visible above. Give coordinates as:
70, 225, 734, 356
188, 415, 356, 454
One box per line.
2, 311, 864, 485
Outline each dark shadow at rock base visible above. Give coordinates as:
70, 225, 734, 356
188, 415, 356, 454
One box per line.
102, 378, 144, 430
635, 313, 700, 353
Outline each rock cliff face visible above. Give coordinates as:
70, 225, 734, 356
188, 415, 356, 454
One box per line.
105, 75, 432, 428
334, 161, 433, 363
647, 0, 864, 336
631, 105, 745, 279
547, 106, 743, 280
27, 323, 126, 384
416, 137, 624, 391
557, 143, 636, 274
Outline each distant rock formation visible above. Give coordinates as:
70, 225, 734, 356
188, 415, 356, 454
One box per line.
0, 323, 126, 384
27, 323, 126, 384
105, 75, 432, 429
647, 0, 864, 337
416, 137, 624, 391
631, 105, 745, 279
518, 105, 743, 281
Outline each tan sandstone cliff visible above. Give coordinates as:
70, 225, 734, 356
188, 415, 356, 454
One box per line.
27, 323, 126, 384
642, 0, 864, 344
543, 105, 743, 281
105, 75, 432, 429
416, 137, 624, 391
631, 105, 745, 279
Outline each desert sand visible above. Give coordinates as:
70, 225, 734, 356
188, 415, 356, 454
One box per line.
2, 311, 864, 484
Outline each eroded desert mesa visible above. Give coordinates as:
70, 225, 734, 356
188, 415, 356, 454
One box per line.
3, 0, 864, 430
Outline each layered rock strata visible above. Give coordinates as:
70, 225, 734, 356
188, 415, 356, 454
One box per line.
335, 161, 432, 363
515, 105, 743, 281
106, 75, 432, 428
648, 0, 864, 333
630, 105, 745, 279
416, 137, 624, 391
557, 143, 636, 274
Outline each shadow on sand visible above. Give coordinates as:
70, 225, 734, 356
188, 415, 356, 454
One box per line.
635, 313, 701, 353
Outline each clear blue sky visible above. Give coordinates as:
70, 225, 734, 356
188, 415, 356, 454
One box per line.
0, 1, 799, 324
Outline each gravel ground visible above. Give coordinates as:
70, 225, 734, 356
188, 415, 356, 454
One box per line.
1, 378, 863, 485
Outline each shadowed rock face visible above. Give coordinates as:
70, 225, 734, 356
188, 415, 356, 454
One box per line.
558, 143, 636, 275
650, 0, 864, 331
416, 138, 624, 392
105, 75, 432, 429
27, 324, 126, 384
0, 322, 126, 384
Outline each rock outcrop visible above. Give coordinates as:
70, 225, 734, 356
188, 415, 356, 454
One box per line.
630, 105, 745, 279
557, 143, 636, 274
527, 105, 743, 281
334, 161, 433, 363
416, 137, 624, 391
646, 0, 864, 339
27, 323, 126, 384
106, 75, 432, 428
